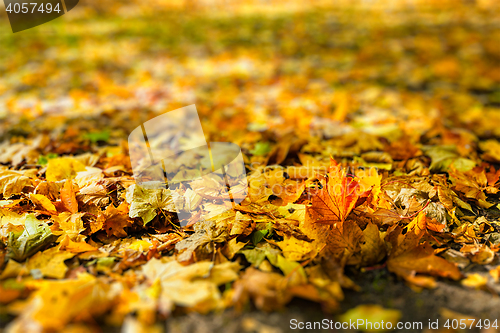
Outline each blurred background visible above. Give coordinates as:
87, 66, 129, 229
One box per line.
1, 0, 500, 164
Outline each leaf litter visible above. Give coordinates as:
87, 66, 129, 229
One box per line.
1, 0, 500, 331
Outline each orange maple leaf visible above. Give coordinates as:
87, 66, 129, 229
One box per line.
449, 165, 499, 208
97, 202, 132, 237
60, 179, 79, 214
307, 159, 364, 224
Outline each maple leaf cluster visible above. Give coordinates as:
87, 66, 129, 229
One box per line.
1, 0, 500, 331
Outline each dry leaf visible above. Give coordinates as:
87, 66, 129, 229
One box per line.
307, 159, 366, 224
46, 157, 87, 182
386, 212, 461, 288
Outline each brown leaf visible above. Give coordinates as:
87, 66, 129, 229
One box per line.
78, 182, 111, 207
386, 212, 461, 288
34, 181, 63, 201
325, 221, 364, 265
232, 267, 292, 312
350, 223, 386, 267
273, 220, 313, 242
449, 166, 499, 208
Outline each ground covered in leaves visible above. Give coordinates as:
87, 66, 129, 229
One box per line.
1, 1, 500, 331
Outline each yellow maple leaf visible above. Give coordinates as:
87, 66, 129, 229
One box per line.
46, 157, 86, 182
53, 212, 87, 242
26, 247, 75, 279
276, 234, 317, 261
58, 235, 97, 253
29, 193, 57, 214
15, 274, 119, 331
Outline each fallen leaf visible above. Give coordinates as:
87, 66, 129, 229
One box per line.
46, 157, 87, 182
175, 217, 229, 263
338, 304, 401, 332
449, 166, 499, 208
386, 212, 461, 288
12, 274, 119, 331
232, 267, 292, 312
7, 215, 57, 262
0, 171, 32, 199
307, 159, 364, 224
126, 184, 177, 225
26, 247, 75, 279
29, 193, 57, 214
78, 182, 110, 207
325, 220, 364, 266
460, 243, 495, 265
100, 202, 133, 237
60, 179, 79, 214
141, 259, 240, 313
350, 223, 386, 267
489, 266, 500, 283
461, 273, 488, 289
58, 235, 97, 253
54, 212, 87, 242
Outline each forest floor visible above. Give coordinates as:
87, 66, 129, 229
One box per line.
1, 2, 500, 332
